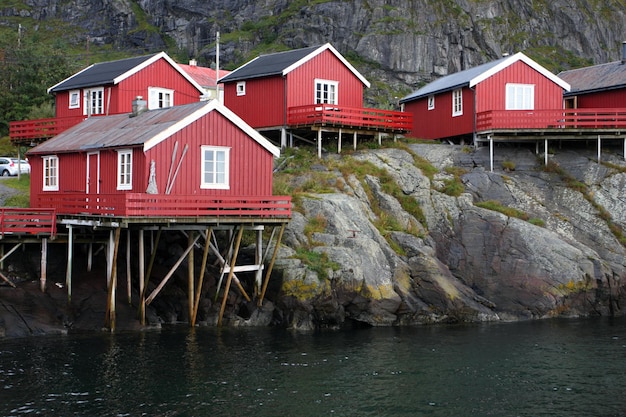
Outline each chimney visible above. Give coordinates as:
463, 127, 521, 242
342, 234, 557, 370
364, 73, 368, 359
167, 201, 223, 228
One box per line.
622, 41, 626, 64
189, 58, 197, 66
131, 96, 147, 117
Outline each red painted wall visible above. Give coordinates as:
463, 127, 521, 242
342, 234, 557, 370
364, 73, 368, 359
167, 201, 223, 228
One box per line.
54, 58, 202, 118
223, 49, 366, 129
574, 89, 626, 108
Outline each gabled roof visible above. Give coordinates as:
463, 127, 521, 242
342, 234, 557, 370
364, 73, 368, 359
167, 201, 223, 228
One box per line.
29, 101, 280, 157
558, 61, 626, 96
400, 52, 570, 103
178, 64, 230, 89
219, 43, 371, 87
48, 52, 206, 95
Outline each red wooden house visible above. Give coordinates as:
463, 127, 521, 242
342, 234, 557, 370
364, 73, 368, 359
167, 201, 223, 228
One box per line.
558, 42, 626, 109
26, 99, 290, 218
219, 43, 410, 153
399, 52, 570, 142
10, 52, 206, 144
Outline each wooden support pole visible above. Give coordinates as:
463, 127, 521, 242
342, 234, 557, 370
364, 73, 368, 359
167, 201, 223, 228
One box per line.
0, 270, 15, 287
378, 132, 382, 146
105, 227, 121, 331
145, 234, 200, 305
218, 225, 244, 326
187, 231, 195, 325
140, 227, 162, 304
191, 227, 212, 326
545, 139, 548, 166
1, 244, 4, 270
353, 131, 357, 150
106, 229, 115, 284
317, 129, 322, 158
338, 128, 342, 154
597, 135, 601, 163
87, 243, 93, 272
0, 243, 22, 264
489, 136, 494, 172
138, 229, 146, 325
40, 238, 47, 292
66, 225, 73, 303
211, 242, 251, 302
258, 223, 286, 306
127, 230, 132, 305
254, 228, 263, 293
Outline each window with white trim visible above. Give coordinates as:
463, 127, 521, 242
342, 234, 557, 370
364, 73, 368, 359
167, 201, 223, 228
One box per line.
452, 88, 463, 116
201, 146, 230, 189
117, 149, 132, 190
315, 79, 338, 105
505, 83, 535, 110
84, 88, 104, 115
42, 155, 59, 191
427, 95, 435, 110
69, 90, 80, 109
148, 87, 174, 109
236, 82, 246, 96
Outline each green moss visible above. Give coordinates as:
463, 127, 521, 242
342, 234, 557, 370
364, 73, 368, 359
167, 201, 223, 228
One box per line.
291, 248, 340, 281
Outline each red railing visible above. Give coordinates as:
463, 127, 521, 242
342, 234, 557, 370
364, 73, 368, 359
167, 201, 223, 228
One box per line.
0, 208, 57, 237
9, 116, 88, 142
477, 108, 626, 131
287, 105, 412, 132
33, 193, 291, 219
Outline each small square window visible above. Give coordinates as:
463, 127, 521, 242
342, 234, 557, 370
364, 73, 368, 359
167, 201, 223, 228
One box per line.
236, 82, 246, 96
69, 90, 80, 109
427, 95, 435, 110
201, 146, 230, 189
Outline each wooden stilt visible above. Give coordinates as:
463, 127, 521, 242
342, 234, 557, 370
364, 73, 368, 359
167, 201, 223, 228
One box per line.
106, 230, 114, 284
545, 139, 548, 166
317, 129, 322, 158
66, 225, 73, 303
338, 128, 342, 154
126, 230, 132, 304
0, 243, 22, 264
0, 270, 15, 287
597, 135, 601, 163
40, 238, 47, 292
140, 226, 162, 303
105, 227, 121, 331
187, 230, 195, 324
218, 226, 244, 326
258, 223, 286, 306
191, 227, 212, 326
87, 243, 93, 272
145, 234, 200, 305
214, 230, 251, 302
254, 228, 263, 293
489, 136, 494, 172
138, 229, 146, 325
1, 244, 4, 270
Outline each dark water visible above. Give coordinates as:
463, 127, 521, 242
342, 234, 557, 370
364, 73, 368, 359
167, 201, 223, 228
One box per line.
1, 318, 625, 417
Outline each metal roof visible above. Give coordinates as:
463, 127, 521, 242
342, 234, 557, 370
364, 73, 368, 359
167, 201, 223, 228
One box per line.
400, 52, 569, 103
29, 101, 280, 157
219, 43, 370, 87
48, 53, 161, 93
178, 64, 230, 89
558, 61, 626, 96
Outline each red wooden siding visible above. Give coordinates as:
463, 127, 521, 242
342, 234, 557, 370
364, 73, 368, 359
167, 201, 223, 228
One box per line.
404, 86, 475, 140
475, 60, 563, 112
575, 89, 626, 108
144, 111, 274, 196
54, 58, 201, 119
286, 49, 364, 108
223, 76, 285, 128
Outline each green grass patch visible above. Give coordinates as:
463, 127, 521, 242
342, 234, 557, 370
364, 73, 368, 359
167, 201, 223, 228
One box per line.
475, 200, 530, 221
291, 248, 340, 280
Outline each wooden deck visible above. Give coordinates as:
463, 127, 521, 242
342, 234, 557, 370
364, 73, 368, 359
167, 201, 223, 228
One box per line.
9, 116, 89, 144
287, 104, 411, 133
477, 108, 626, 132
0, 208, 57, 238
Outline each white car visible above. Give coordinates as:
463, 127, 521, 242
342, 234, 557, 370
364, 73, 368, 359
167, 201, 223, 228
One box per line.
0, 157, 30, 176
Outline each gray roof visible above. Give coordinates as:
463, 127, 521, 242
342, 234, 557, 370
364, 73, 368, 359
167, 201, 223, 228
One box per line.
400, 56, 510, 103
29, 100, 280, 157
219, 46, 322, 83
48, 53, 161, 93
558, 61, 626, 96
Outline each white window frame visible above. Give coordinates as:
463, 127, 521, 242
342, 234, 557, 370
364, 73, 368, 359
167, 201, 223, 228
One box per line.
236, 81, 246, 96
84, 88, 104, 115
42, 155, 59, 191
314, 79, 338, 105
148, 87, 174, 109
69, 90, 80, 109
427, 95, 435, 110
201, 146, 230, 190
505, 83, 535, 110
452, 88, 463, 116
117, 149, 133, 190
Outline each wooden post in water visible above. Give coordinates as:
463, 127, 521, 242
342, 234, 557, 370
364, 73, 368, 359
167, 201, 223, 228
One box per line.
40, 238, 47, 292
127, 230, 132, 304
191, 227, 212, 326
258, 223, 286, 306
218, 226, 244, 326
66, 225, 73, 303
138, 229, 146, 325
105, 227, 121, 331
187, 230, 195, 325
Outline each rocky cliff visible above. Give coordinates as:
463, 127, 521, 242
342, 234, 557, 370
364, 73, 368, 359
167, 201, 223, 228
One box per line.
267, 143, 625, 329
5, 0, 626, 105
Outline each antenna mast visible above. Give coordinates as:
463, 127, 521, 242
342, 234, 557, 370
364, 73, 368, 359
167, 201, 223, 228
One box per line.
215, 31, 220, 100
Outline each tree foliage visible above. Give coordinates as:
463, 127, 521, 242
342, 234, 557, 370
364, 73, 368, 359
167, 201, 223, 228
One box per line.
0, 29, 77, 137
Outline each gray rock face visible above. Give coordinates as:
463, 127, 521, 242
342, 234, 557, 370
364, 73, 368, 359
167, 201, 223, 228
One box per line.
273, 144, 626, 328
9, 0, 626, 104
